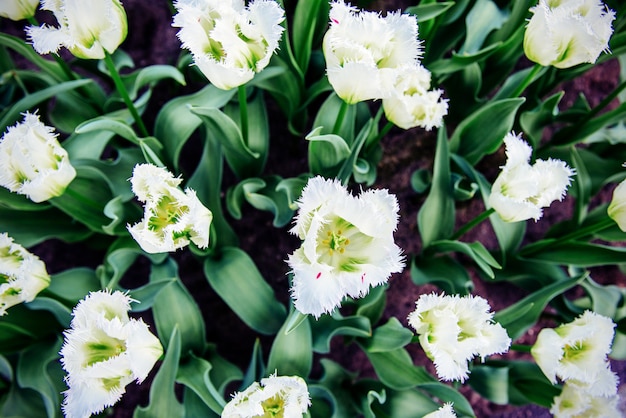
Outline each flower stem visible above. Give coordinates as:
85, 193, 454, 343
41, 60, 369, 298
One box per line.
332, 99, 350, 135
367, 120, 394, 152
509, 63, 543, 98
238, 85, 249, 145
520, 216, 615, 256
450, 208, 496, 240
103, 51, 149, 137
510, 344, 532, 353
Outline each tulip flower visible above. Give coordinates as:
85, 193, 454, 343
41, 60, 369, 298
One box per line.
287, 176, 404, 318
127, 163, 213, 253
524, 0, 615, 69
408, 293, 511, 382
608, 175, 626, 232
550, 381, 621, 418
222, 374, 310, 417
172, 0, 285, 90
531, 310, 618, 397
0, 111, 76, 203
0, 233, 50, 316
60, 290, 163, 418
27, 0, 128, 59
0, 0, 39, 21
423, 403, 457, 418
323, 0, 421, 104
488, 132, 574, 222
382, 64, 448, 131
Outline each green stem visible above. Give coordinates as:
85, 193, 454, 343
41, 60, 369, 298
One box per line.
509, 63, 543, 98
520, 216, 615, 257
367, 120, 394, 151
332, 100, 350, 135
238, 85, 249, 146
510, 344, 532, 353
103, 51, 149, 137
450, 208, 496, 240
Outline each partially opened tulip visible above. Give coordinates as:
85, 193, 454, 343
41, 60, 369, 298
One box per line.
608, 175, 626, 232
0, 0, 39, 21
531, 310, 618, 397
172, 0, 285, 90
222, 374, 310, 417
128, 163, 213, 253
382, 64, 448, 131
408, 293, 511, 382
27, 0, 128, 59
550, 381, 621, 418
60, 290, 163, 418
0, 111, 76, 203
0, 233, 50, 316
323, 0, 421, 104
524, 0, 615, 69
489, 132, 574, 222
287, 176, 404, 318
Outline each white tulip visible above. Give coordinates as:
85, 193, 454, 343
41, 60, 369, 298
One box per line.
550, 380, 621, 418
0, 0, 39, 21
608, 175, 626, 232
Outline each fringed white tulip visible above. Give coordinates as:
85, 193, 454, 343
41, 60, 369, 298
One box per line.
0, 233, 50, 316
60, 290, 163, 418
524, 0, 615, 69
0, 0, 39, 21
407, 293, 511, 382
0, 112, 76, 203
423, 403, 457, 418
550, 381, 621, 418
127, 163, 213, 254
531, 310, 618, 397
323, 0, 421, 104
172, 0, 285, 90
222, 374, 310, 417
488, 132, 574, 222
608, 174, 626, 232
287, 176, 404, 318
382, 64, 448, 131
27, 0, 128, 59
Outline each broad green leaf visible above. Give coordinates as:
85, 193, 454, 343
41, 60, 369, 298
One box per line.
448, 98, 525, 165
364, 347, 435, 390
128, 277, 177, 313
417, 382, 475, 417
405, 3, 455, 23
459, 0, 508, 55
354, 285, 387, 325
292, 0, 328, 73
226, 176, 296, 227
529, 242, 626, 267
551, 101, 626, 147
177, 354, 226, 415
47, 268, 100, 304
204, 344, 244, 394
204, 247, 286, 335
428, 240, 501, 278
267, 308, 312, 377
0, 384, 48, 418
17, 338, 64, 418
310, 312, 371, 354
134, 327, 184, 418
150, 258, 206, 355
519, 92, 564, 148
355, 381, 439, 418
0, 79, 92, 131
242, 339, 265, 390
494, 274, 584, 340
411, 255, 474, 295
580, 277, 622, 319
122, 64, 186, 100
0, 188, 47, 211
418, 127, 455, 248
360, 318, 413, 353
25, 298, 71, 328
183, 388, 220, 418
307, 127, 351, 177
154, 84, 235, 169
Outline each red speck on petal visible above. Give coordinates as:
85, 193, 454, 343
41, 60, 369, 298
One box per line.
361, 273, 366, 283
331, 18, 339, 24
316, 272, 322, 279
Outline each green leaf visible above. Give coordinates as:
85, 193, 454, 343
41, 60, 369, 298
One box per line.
355, 381, 439, 418
519, 92, 564, 148
0, 79, 92, 131
176, 354, 226, 415
529, 242, 626, 267
364, 347, 435, 390
354, 285, 387, 325
459, 0, 508, 55
310, 312, 371, 354
405, 2, 455, 23
416, 382, 474, 417
411, 255, 474, 295
154, 84, 235, 169
360, 318, 413, 353
150, 258, 206, 355
47, 268, 100, 304
128, 278, 177, 313
122, 64, 186, 100
16, 338, 64, 418
428, 240, 501, 278
0, 33, 65, 81
306, 126, 351, 177
494, 274, 584, 340
580, 276, 623, 318
448, 98, 525, 165
418, 127, 455, 248
25, 298, 72, 328
134, 327, 184, 418
292, 0, 328, 73
267, 308, 312, 377
204, 247, 286, 335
